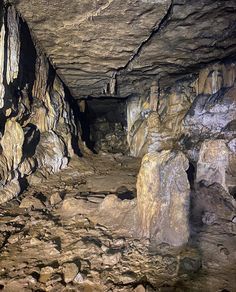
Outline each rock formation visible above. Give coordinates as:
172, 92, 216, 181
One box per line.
137, 150, 190, 246
0, 5, 78, 203
0, 0, 235, 291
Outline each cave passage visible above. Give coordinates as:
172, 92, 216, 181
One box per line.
0, 1, 236, 292
78, 96, 128, 154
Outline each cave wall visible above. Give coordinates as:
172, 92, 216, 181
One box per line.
0, 5, 78, 203
127, 60, 236, 159
131, 60, 236, 244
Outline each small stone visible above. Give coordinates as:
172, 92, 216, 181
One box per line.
50, 192, 62, 205
19, 196, 45, 209
73, 272, 84, 283
102, 252, 121, 266
8, 233, 23, 244
62, 262, 79, 283
39, 266, 54, 283
112, 238, 125, 248
232, 216, 236, 223
30, 237, 42, 245
202, 212, 217, 225
134, 285, 146, 292
87, 196, 104, 204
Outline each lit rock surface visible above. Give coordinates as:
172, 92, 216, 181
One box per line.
137, 150, 190, 246
7, 0, 236, 98
196, 140, 229, 191
0, 6, 78, 202
0, 154, 235, 291
0, 1, 235, 291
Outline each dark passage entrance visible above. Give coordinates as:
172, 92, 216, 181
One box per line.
78, 97, 128, 154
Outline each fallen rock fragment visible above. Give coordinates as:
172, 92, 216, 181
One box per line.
50, 192, 62, 206
19, 196, 45, 209
62, 262, 79, 283
39, 266, 54, 283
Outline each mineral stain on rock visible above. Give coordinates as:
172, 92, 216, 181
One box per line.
0, 0, 236, 291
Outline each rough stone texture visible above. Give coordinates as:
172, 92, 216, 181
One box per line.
137, 150, 190, 246
62, 262, 79, 283
196, 140, 229, 191
0, 1, 235, 291
5, 0, 236, 99
6, 6, 20, 85
0, 7, 78, 203
126, 96, 147, 157
128, 60, 236, 160
184, 62, 236, 140
7, 0, 172, 98
0, 153, 234, 291
0, 20, 5, 107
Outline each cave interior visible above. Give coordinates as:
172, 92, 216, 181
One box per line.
0, 0, 236, 291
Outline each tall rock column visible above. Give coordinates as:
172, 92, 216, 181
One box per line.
137, 150, 190, 246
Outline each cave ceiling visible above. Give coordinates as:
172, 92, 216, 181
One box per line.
7, 0, 236, 99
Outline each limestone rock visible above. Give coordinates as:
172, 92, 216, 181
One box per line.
19, 195, 45, 209
184, 64, 236, 140
137, 150, 190, 246
102, 252, 121, 267
0, 20, 5, 108
127, 96, 148, 157
1, 120, 24, 171
134, 285, 146, 292
35, 131, 68, 176
147, 112, 174, 153
50, 192, 62, 206
39, 266, 54, 283
191, 183, 235, 227
0, 6, 78, 204
6, 6, 20, 84
9, 0, 236, 98
62, 262, 79, 283
0, 178, 21, 204
196, 140, 229, 191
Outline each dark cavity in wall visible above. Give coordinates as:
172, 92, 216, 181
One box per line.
18, 17, 36, 103
62, 84, 83, 157
78, 96, 128, 154
186, 162, 196, 190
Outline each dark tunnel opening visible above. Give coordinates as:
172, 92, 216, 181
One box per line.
78, 96, 128, 154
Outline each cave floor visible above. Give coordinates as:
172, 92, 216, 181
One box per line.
0, 153, 235, 292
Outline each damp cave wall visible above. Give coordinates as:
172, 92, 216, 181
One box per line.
0, 4, 80, 203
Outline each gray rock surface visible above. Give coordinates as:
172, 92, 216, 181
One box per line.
7, 0, 236, 98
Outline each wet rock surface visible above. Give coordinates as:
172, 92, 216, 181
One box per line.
0, 153, 235, 292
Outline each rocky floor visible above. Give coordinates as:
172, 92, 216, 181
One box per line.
0, 153, 235, 292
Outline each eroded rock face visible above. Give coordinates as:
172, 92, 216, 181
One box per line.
196, 140, 229, 191
0, 6, 78, 203
0, 1, 235, 291
6, 0, 236, 99
137, 150, 190, 246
